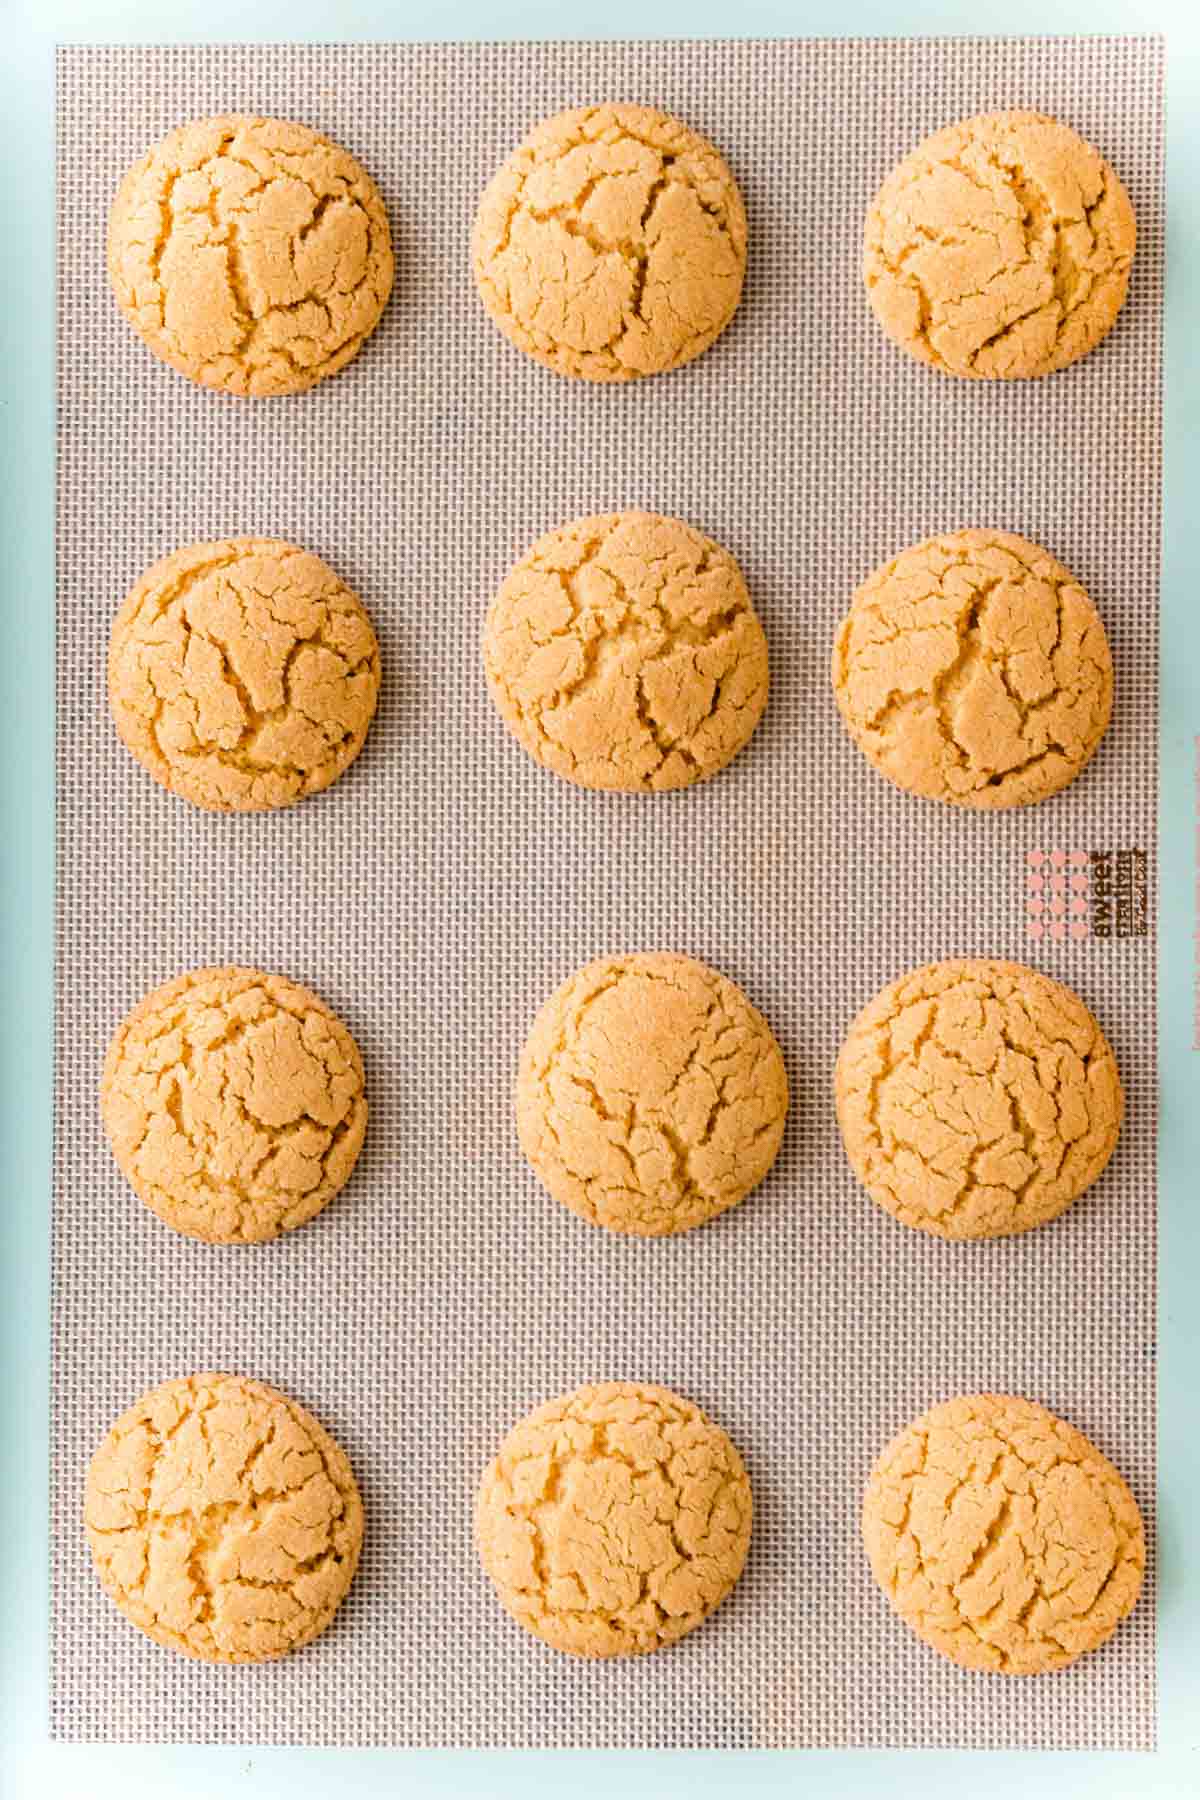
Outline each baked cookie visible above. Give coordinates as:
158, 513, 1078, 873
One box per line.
862, 1394, 1145, 1674
835, 959, 1121, 1241
517, 952, 787, 1235
476, 1380, 752, 1657
832, 529, 1112, 809
108, 114, 393, 395
85, 1372, 363, 1662
109, 536, 379, 813
863, 111, 1136, 379
101, 965, 367, 1244
109, 538, 380, 814
472, 104, 747, 381
484, 511, 769, 791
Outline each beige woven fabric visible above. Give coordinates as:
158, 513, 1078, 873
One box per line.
53, 37, 1160, 1750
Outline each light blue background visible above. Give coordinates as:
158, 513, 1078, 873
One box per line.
3, 2, 1197, 1795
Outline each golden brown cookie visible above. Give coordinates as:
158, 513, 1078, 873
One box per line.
109, 537, 381, 814
108, 114, 393, 395
101, 966, 368, 1244
862, 1394, 1145, 1674
472, 104, 747, 381
832, 529, 1112, 809
835, 959, 1121, 1241
85, 1372, 364, 1663
484, 511, 769, 791
517, 952, 787, 1235
476, 1380, 753, 1657
863, 111, 1136, 379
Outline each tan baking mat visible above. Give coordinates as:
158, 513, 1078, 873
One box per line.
52, 36, 1161, 1749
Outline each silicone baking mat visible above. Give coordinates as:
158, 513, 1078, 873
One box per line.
52, 36, 1161, 1749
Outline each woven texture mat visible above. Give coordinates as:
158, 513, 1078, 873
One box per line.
53, 37, 1161, 1749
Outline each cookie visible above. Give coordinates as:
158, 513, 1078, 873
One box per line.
108, 114, 393, 396
472, 104, 747, 381
109, 538, 381, 814
101, 966, 368, 1244
85, 1372, 363, 1663
862, 1394, 1145, 1674
517, 952, 787, 1235
832, 529, 1112, 809
835, 959, 1121, 1241
476, 1380, 752, 1657
484, 511, 769, 791
863, 111, 1136, 379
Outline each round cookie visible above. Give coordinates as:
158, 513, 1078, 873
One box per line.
484, 511, 769, 791
863, 111, 1136, 379
109, 537, 381, 814
517, 952, 788, 1235
832, 529, 1112, 810
476, 1380, 753, 1657
862, 1394, 1145, 1674
85, 1372, 363, 1663
835, 959, 1121, 1241
101, 965, 368, 1244
472, 104, 747, 381
108, 114, 393, 396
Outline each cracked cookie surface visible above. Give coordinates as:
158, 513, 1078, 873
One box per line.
832, 529, 1112, 809
484, 511, 768, 791
85, 1372, 363, 1663
835, 959, 1121, 1241
109, 538, 381, 814
108, 114, 393, 396
101, 965, 368, 1244
517, 952, 787, 1235
862, 1394, 1144, 1674
476, 1380, 752, 1657
472, 104, 747, 381
863, 111, 1136, 379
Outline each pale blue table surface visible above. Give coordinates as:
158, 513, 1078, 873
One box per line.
3, 2, 1197, 1795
